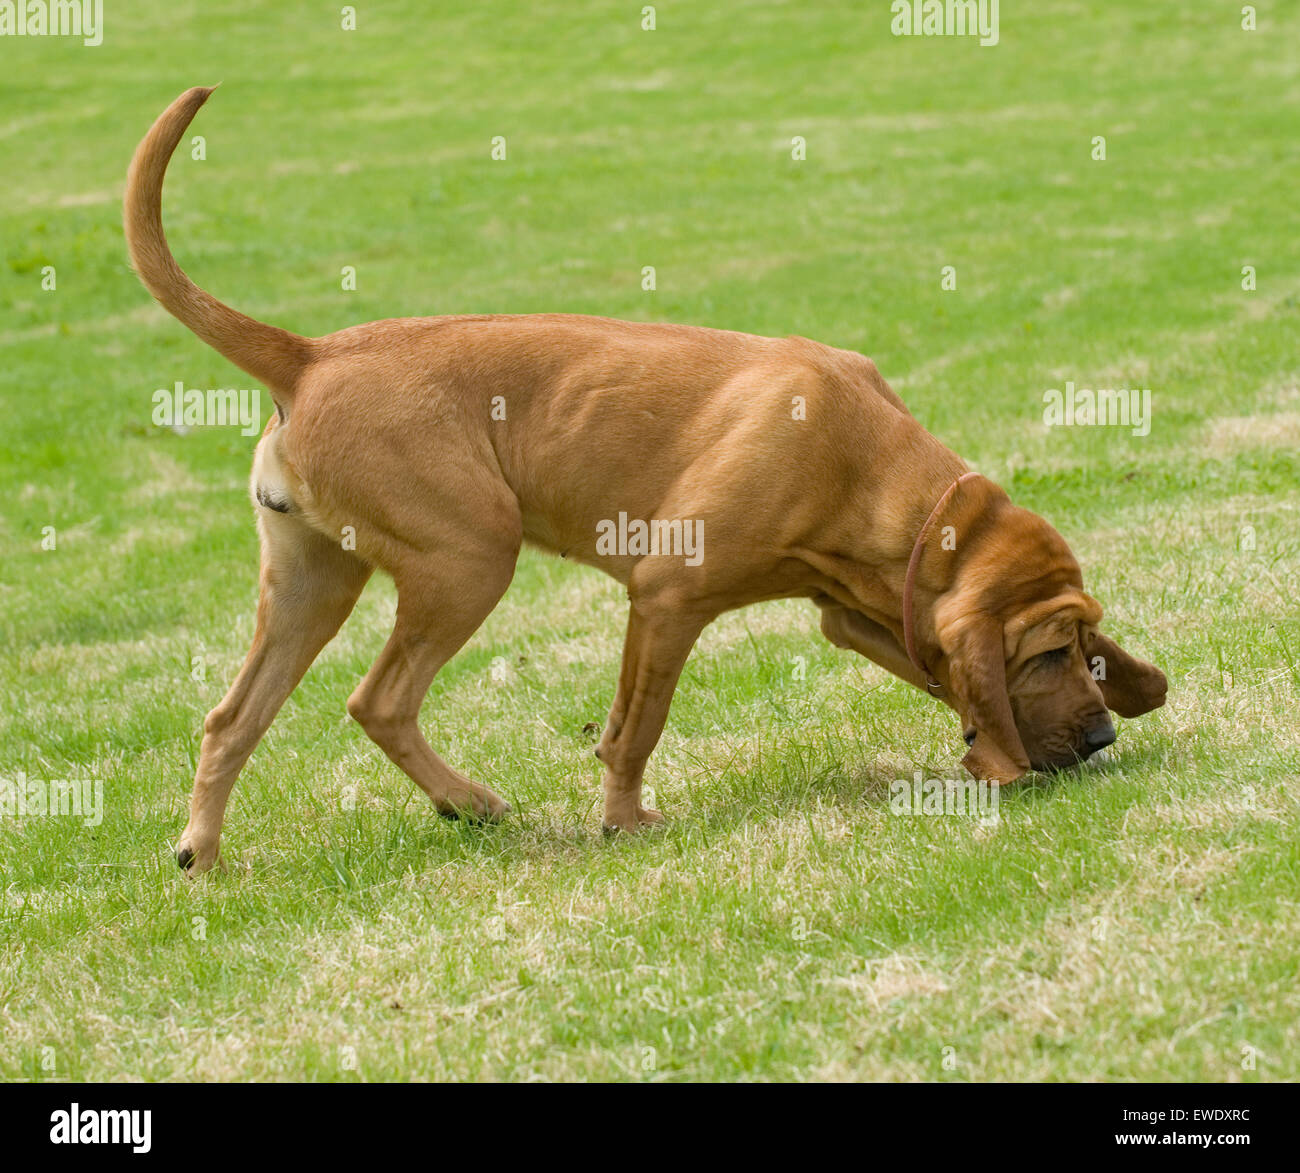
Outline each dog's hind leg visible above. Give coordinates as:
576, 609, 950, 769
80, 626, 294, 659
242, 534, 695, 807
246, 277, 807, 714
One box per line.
177, 511, 372, 875
345, 528, 520, 823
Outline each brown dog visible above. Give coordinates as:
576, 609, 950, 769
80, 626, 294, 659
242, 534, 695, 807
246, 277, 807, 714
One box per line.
125, 89, 1167, 874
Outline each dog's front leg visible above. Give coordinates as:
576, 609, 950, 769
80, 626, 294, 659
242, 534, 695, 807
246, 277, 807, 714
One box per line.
597, 601, 710, 832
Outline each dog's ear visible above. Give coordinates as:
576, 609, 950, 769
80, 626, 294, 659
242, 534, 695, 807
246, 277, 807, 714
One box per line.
1082, 628, 1168, 717
940, 615, 1029, 784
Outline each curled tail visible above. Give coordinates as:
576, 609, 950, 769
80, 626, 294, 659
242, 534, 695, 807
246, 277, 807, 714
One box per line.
124, 86, 312, 407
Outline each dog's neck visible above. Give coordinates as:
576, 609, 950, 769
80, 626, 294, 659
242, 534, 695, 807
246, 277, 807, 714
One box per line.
807, 470, 1010, 692
902, 471, 982, 688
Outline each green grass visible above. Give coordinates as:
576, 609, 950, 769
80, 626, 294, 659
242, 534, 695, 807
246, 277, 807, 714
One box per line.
2, 1, 1298, 1081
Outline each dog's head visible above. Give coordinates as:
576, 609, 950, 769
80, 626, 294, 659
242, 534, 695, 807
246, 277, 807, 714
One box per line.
930, 501, 1167, 783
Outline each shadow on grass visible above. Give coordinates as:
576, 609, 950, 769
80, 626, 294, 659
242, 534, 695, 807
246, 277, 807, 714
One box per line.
235, 722, 1170, 890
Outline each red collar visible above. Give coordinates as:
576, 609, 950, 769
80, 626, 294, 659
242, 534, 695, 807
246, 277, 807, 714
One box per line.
902, 471, 980, 692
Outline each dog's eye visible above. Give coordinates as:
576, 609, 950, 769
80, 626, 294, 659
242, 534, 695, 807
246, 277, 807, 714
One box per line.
963, 729, 977, 746
1036, 646, 1071, 665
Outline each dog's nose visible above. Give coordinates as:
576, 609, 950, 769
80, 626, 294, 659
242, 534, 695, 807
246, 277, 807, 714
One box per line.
1084, 719, 1116, 752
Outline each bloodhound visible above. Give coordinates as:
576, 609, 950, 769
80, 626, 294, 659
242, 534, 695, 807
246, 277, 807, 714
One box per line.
124, 89, 1167, 874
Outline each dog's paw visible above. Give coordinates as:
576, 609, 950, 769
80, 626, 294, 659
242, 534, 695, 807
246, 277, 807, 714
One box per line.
602, 805, 665, 835
175, 836, 221, 877
434, 784, 511, 823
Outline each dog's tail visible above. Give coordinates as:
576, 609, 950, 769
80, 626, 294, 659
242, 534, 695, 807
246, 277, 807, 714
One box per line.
124, 86, 313, 409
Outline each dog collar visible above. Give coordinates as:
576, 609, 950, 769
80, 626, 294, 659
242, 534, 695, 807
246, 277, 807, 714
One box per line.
902, 470, 981, 692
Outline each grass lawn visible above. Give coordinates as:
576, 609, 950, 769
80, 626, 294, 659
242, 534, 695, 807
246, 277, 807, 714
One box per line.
1, 1, 1298, 1081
